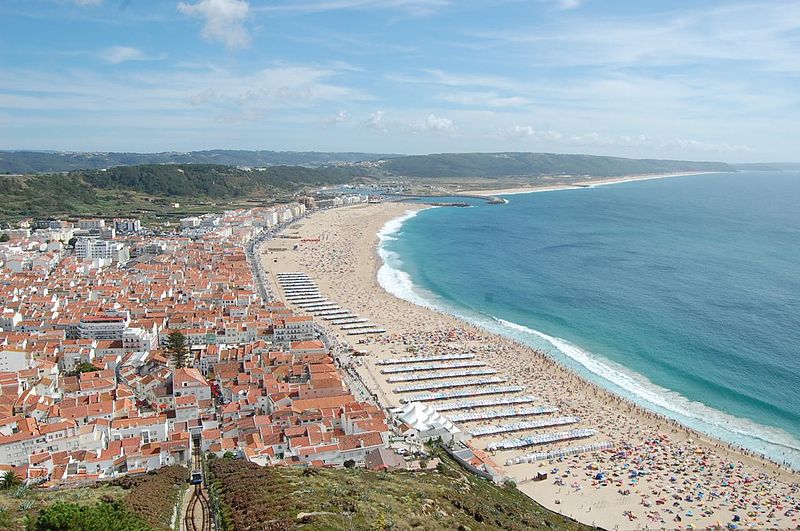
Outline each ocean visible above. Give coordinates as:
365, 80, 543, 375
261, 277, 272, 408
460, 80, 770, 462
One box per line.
377, 171, 800, 468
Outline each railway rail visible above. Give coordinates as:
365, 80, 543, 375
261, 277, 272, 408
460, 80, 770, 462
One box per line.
184, 438, 213, 531
184, 484, 212, 531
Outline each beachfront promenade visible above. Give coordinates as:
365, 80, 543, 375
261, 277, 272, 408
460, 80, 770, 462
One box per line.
258, 200, 800, 531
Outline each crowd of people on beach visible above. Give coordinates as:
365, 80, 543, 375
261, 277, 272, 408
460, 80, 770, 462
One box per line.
355, 327, 800, 528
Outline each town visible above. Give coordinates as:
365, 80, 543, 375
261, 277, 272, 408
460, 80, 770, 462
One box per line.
0, 194, 430, 489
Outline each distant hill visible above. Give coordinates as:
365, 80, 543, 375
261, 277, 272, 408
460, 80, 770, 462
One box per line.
0, 163, 372, 219
0, 150, 736, 178
0, 152, 739, 220
0, 150, 399, 174
376, 152, 734, 178
80, 163, 369, 196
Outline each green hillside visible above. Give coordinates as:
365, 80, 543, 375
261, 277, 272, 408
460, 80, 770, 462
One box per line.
0, 466, 186, 531
80, 164, 367, 196
207, 451, 596, 531
377, 152, 733, 178
0, 164, 372, 220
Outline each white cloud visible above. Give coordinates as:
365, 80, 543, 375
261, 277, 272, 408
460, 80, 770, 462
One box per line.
672, 139, 754, 154
478, 3, 800, 73
363, 111, 455, 135
101, 46, 165, 64
488, 125, 753, 155
498, 125, 562, 141
557, 131, 754, 155
322, 110, 350, 127
69, 0, 103, 6
0, 63, 369, 116
254, 0, 448, 16
411, 114, 455, 134
553, 0, 583, 10
412, 68, 525, 92
440, 91, 529, 108
364, 111, 389, 132
178, 0, 251, 49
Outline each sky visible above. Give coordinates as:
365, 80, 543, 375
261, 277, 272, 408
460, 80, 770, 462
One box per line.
1, 0, 799, 162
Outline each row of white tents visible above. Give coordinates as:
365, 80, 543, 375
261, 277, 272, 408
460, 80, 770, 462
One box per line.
505, 441, 614, 465
487, 428, 598, 451
470, 416, 580, 437
276, 272, 385, 335
387, 368, 497, 383
394, 376, 506, 393
448, 406, 558, 423
400, 385, 526, 403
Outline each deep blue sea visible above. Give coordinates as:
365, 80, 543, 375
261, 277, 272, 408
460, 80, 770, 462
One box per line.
377, 171, 800, 468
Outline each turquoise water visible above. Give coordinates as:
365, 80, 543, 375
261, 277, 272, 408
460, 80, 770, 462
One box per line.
377, 172, 800, 468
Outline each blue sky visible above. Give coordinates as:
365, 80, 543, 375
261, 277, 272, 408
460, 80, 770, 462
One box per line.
1, 0, 799, 161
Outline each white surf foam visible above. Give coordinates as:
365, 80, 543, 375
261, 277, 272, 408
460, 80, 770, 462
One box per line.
491, 317, 800, 465
377, 209, 440, 310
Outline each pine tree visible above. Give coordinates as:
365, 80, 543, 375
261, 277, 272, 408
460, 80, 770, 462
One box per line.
165, 331, 189, 369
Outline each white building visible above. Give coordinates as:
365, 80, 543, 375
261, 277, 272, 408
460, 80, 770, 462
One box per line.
0, 347, 32, 372
0, 422, 106, 466
263, 211, 279, 227
109, 415, 169, 444
113, 218, 142, 233
78, 315, 128, 340
0, 228, 31, 240
180, 217, 201, 229
77, 219, 106, 231
0, 309, 22, 331
122, 327, 156, 352
74, 238, 129, 263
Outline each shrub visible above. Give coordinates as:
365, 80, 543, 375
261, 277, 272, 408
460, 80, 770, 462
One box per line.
26, 501, 151, 531
0, 508, 12, 528
111, 465, 186, 530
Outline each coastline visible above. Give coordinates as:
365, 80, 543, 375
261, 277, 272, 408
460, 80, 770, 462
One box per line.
260, 201, 799, 530
463, 171, 722, 197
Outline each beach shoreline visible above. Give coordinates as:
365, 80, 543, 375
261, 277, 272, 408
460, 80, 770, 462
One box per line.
260, 200, 799, 530
464, 171, 722, 197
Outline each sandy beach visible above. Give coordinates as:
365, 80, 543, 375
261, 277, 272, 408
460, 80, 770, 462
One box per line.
465, 171, 721, 197
260, 201, 799, 530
